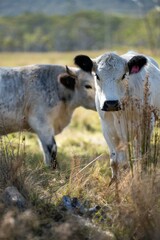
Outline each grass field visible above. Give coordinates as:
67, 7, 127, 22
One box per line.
0, 50, 160, 240
1, 47, 159, 67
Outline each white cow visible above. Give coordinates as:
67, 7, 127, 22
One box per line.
74, 51, 160, 181
0, 64, 96, 167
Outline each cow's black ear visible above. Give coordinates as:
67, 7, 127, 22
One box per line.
74, 55, 93, 73
128, 55, 147, 74
59, 74, 75, 90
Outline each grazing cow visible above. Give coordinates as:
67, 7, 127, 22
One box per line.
74, 51, 160, 181
0, 64, 96, 167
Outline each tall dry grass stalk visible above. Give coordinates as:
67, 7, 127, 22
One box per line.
0, 132, 44, 200
121, 74, 160, 176
0, 133, 26, 191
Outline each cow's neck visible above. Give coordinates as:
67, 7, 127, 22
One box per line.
49, 101, 76, 135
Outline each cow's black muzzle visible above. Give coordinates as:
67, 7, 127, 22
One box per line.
101, 100, 121, 111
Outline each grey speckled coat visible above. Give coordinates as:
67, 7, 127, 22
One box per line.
0, 64, 96, 166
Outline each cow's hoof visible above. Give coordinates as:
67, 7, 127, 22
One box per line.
108, 176, 117, 186
51, 159, 57, 170
51, 159, 60, 171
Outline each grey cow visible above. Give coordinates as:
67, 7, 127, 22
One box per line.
0, 64, 96, 166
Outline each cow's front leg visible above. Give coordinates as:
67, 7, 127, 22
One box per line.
100, 116, 120, 180
39, 135, 57, 167
29, 115, 57, 167
110, 153, 118, 178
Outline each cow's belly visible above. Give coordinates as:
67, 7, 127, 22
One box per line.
0, 110, 30, 135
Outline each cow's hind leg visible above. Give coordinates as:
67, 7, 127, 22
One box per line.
28, 115, 57, 167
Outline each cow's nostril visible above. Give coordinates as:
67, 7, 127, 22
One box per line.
103, 101, 109, 110
101, 100, 121, 112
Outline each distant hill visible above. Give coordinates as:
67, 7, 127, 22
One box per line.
0, 0, 158, 16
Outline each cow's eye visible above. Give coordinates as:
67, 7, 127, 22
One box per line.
96, 73, 100, 81
121, 74, 126, 80
85, 85, 92, 89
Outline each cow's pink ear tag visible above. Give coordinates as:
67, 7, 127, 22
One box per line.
131, 65, 140, 74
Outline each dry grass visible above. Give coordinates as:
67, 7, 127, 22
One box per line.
0, 50, 104, 67
112, 168, 160, 240
0, 136, 114, 240
0, 48, 159, 67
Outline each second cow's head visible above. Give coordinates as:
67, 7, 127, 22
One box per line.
74, 53, 147, 112
58, 66, 96, 111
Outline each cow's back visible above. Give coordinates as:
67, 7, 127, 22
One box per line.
0, 64, 65, 134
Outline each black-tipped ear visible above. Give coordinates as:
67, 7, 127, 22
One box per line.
74, 55, 93, 73
59, 74, 75, 90
128, 55, 147, 74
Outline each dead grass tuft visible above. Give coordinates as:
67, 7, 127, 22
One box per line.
107, 167, 160, 240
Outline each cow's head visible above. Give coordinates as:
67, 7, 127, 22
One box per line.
74, 53, 147, 112
58, 66, 96, 111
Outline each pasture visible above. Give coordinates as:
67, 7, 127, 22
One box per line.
0, 50, 160, 240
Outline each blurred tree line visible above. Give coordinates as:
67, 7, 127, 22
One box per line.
0, 10, 159, 52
